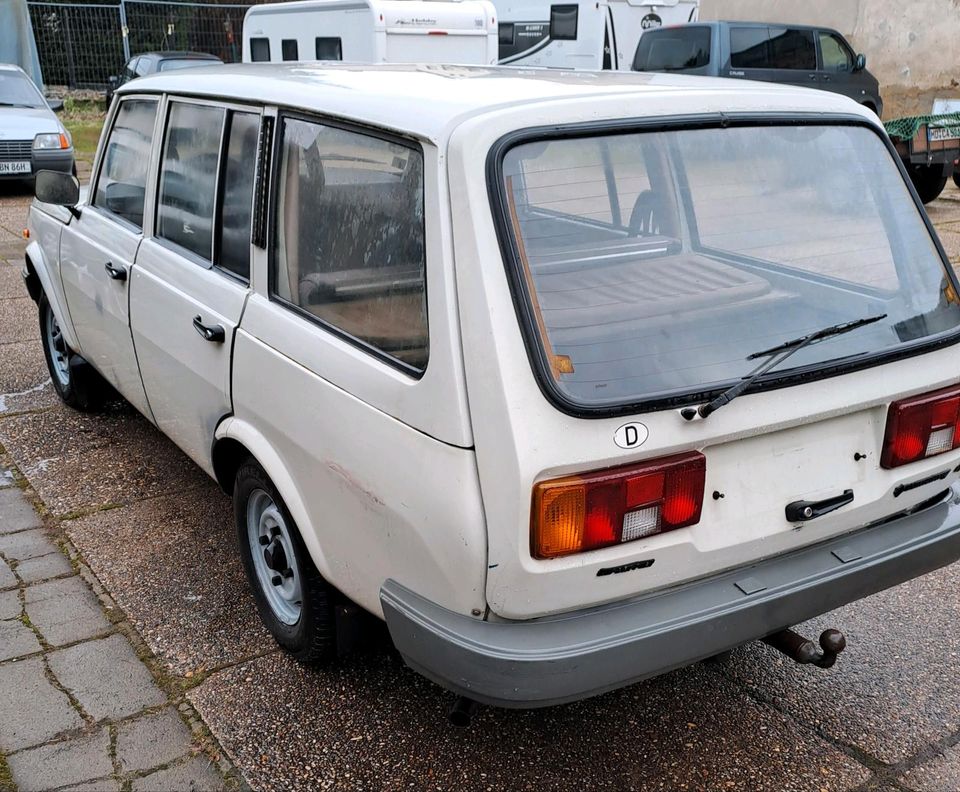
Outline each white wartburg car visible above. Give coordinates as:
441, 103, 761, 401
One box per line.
24, 63, 960, 714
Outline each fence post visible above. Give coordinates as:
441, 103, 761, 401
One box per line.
119, 0, 131, 62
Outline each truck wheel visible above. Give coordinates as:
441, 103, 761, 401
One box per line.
38, 293, 107, 411
953, 168, 960, 190
909, 165, 948, 204
234, 459, 337, 663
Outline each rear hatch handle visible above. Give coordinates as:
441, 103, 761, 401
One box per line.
786, 489, 854, 523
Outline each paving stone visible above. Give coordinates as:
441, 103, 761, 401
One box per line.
16, 551, 73, 583
0, 259, 25, 298
0, 556, 14, 589
60, 780, 122, 792
0, 528, 57, 561
901, 743, 960, 791
0, 340, 54, 416
25, 576, 111, 646
0, 616, 41, 660
0, 587, 20, 619
48, 634, 166, 720
117, 707, 194, 774
0, 297, 36, 343
7, 728, 113, 792
0, 486, 41, 533
131, 756, 225, 792
0, 466, 15, 487
0, 657, 84, 752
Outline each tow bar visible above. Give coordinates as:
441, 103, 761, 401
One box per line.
763, 627, 847, 669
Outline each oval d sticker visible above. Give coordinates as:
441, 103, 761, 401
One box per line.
614, 422, 649, 450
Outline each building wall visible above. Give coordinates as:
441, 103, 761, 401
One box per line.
699, 0, 960, 117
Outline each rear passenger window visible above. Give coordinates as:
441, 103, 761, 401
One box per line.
217, 112, 260, 281
157, 102, 225, 261
730, 27, 771, 68
315, 37, 342, 60
282, 39, 299, 61
730, 26, 815, 70
271, 117, 427, 372
250, 38, 271, 62
94, 99, 158, 229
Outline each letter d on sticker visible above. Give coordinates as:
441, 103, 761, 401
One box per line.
614, 422, 648, 450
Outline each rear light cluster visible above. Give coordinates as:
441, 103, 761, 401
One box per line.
531, 452, 706, 559
882, 384, 960, 468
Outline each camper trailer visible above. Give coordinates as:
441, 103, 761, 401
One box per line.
242, 0, 498, 65
496, 0, 699, 69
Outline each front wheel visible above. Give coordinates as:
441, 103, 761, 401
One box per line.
38, 293, 107, 411
908, 164, 948, 204
234, 459, 337, 663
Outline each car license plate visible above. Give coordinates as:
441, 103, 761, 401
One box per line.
928, 126, 960, 142
0, 161, 31, 175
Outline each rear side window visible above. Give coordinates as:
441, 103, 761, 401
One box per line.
731, 26, 815, 70
93, 99, 158, 229
157, 102, 225, 261
315, 37, 342, 60
271, 117, 427, 372
633, 27, 711, 71
250, 37, 271, 62
217, 112, 260, 280
550, 5, 578, 41
282, 39, 299, 61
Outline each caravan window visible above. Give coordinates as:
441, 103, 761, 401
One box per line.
282, 39, 299, 61
315, 37, 342, 60
550, 5, 578, 41
250, 38, 271, 62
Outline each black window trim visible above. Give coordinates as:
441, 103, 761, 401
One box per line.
267, 108, 429, 379
486, 112, 960, 419
90, 95, 160, 235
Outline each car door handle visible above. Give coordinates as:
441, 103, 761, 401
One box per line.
104, 261, 127, 281
192, 315, 225, 343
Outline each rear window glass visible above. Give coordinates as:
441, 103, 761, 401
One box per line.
633, 27, 711, 72
498, 125, 960, 410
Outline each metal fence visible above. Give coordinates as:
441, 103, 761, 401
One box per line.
28, 0, 258, 89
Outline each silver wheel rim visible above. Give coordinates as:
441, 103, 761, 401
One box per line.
247, 489, 302, 625
44, 307, 70, 388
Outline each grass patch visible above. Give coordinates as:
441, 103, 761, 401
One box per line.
62, 119, 103, 165
0, 751, 15, 792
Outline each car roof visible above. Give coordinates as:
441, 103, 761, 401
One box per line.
672, 20, 839, 34
0, 63, 28, 74
137, 51, 221, 61
121, 62, 874, 143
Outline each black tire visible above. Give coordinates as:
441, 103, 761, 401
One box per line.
953, 168, 960, 190
38, 292, 107, 411
908, 165, 948, 204
234, 458, 337, 663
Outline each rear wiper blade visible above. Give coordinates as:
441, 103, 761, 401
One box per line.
690, 313, 888, 420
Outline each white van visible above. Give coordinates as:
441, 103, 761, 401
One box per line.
496, 0, 698, 69
242, 0, 498, 65
24, 64, 960, 717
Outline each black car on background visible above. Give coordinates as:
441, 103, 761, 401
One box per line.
105, 51, 222, 105
633, 21, 882, 117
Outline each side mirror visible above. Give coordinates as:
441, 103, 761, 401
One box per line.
47, 98, 64, 112
855, 53, 866, 72
108, 75, 119, 86
35, 170, 80, 207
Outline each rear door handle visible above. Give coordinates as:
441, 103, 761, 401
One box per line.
785, 489, 854, 523
192, 315, 225, 343
104, 261, 127, 281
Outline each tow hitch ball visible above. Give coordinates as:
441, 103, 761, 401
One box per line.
763, 627, 847, 669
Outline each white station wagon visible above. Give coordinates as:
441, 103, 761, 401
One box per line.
23, 64, 960, 719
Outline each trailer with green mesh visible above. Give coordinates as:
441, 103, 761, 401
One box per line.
885, 111, 960, 204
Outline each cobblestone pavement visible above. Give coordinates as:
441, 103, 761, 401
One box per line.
2, 177, 960, 792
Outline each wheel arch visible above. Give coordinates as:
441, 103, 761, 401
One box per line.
25, 241, 81, 352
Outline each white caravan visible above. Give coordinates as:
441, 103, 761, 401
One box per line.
496, 0, 699, 69
242, 0, 498, 65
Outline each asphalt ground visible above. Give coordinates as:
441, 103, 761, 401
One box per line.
1, 175, 960, 792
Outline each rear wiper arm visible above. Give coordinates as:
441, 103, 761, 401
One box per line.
687, 313, 888, 420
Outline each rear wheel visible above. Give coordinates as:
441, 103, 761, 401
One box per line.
38, 293, 107, 411
908, 164, 948, 204
234, 459, 336, 663
953, 167, 960, 190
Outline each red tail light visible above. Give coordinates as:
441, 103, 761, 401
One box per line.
531, 452, 706, 559
881, 384, 960, 468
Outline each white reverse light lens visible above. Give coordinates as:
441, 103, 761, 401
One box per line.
926, 426, 954, 456
33, 133, 64, 150
621, 506, 661, 542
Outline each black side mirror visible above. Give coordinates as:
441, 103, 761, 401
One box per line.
35, 170, 80, 208
47, 98, 64, 112
854, 53, 866, 72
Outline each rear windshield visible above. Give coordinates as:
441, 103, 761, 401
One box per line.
158, 58, 219, 72
633, 27, 711, 71
497, 124, 960, 411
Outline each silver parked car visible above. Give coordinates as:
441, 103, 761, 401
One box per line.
0, 64, 75, 181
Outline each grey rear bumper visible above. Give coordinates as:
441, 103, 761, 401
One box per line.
381, 489, 960, 708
